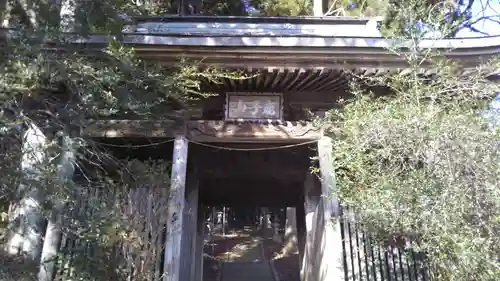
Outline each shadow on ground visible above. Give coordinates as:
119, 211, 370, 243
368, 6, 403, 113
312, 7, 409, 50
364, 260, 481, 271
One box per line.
203, 226, 300, 281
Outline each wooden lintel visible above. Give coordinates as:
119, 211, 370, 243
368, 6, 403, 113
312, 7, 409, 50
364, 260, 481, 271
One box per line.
188, 120, 320, 142
83, 120, 321, 142
83, 120, 179, 138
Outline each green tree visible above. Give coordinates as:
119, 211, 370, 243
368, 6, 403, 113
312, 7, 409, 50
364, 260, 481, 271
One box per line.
0, 1, 238, 280
249, 0, 311, 16
325, 0, 500, 37
321, 3, 500, 281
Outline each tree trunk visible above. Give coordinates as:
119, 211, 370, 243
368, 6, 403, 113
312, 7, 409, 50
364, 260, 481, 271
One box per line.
38, 135, 75, 281
19, 0, 38, 27
1, 0, 14, 27
60, 0, 77, 32
2, 0, 62, 28
1, 0, 39, 27
5, 122, 48, 262
313, 0, 323, 16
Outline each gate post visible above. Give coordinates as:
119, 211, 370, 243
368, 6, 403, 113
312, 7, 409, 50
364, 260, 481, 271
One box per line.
39, 135, 75, 281
164, 135, 189, 281
193, 204, 205, 281
300, 136, 344, 281
316, 135, 344, 281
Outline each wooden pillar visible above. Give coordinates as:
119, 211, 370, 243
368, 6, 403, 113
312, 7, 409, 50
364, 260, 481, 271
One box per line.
39, 135, 75, 281
194, 203, 205, 281
296, 201, 306, 271
179, 174, 199, 281
164, 135, 189, 281
283, 207, 298, 256
316, 135, 344, 281
301, 171, 321, 281
300, 136, 344, 281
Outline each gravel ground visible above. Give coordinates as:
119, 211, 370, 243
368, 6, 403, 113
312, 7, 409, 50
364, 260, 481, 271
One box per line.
271, 255, 300, 281
262, 238, 300, 281
203, 227, 300, 281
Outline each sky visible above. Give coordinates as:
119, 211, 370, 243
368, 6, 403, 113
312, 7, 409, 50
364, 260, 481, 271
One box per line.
456, 0, 500, 37
456, 1, 500, 125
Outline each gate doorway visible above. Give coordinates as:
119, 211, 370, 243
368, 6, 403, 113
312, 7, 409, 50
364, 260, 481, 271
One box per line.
203, 206, 299, 281
192, 143, 311, 281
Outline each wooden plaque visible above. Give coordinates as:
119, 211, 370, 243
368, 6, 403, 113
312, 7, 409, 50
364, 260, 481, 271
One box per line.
225, 92, 283, 120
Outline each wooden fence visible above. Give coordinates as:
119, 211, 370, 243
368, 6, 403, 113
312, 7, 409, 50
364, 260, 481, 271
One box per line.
54, 161, 170, 281
340, 209, 430, 281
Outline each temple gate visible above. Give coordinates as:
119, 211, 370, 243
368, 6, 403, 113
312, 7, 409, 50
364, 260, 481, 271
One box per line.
57, 14, 497, 281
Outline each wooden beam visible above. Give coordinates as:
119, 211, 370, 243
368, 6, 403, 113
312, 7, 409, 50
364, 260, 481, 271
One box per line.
83, 120, 321, 142
83, 120, 178, 138
164, 135, 189, 281
187, 120, 320, 142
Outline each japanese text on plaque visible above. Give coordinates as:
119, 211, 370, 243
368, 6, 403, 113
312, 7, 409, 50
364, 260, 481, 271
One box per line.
227, 95, 281, 120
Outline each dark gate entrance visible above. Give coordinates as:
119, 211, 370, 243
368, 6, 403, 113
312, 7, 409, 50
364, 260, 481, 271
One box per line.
203, 206, 291, 281
193, 143, 311, 281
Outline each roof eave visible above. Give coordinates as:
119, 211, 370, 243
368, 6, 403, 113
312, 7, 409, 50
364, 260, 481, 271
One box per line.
2, 26, 498, 70
77, 34, 500, 69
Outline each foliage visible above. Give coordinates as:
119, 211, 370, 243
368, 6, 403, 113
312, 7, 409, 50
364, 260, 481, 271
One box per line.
325, 0, 499, 38
249, 0, 310, 16
0, 1, 241, 280
0, 32, 233, 122
0, 155, 171, 280
53, 159, 172, 281
322, 16, 500, 281
76, 0, 500, 37
196, 0, 311, 16
378, 0, 466, 38
324, 0, 387, 17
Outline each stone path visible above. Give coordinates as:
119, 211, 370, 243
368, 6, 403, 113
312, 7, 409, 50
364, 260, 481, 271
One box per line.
218, 229, 276, 281
221, 262, 275, 281
224, 237, 263, 262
